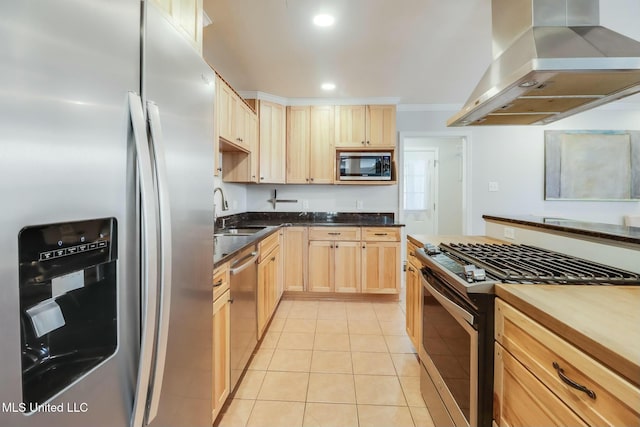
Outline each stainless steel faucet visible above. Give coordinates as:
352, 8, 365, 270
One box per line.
213, 187, 229, 222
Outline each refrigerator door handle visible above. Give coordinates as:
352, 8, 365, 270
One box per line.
145, 100, 173, 423
128, 92, 160, 427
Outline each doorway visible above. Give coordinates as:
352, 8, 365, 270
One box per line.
399, 135, 466, 236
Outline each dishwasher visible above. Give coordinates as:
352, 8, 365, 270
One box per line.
228, 244, 259, 391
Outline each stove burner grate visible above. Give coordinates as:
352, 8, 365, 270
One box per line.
439, 243, 640, 285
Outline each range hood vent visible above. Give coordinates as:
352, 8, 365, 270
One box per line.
448, 0, 640, 126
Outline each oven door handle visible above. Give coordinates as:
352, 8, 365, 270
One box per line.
421, 274, 475, 325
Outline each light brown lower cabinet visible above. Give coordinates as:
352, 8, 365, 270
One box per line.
212, 289, 230, 422
361, 241, 400, 293
283, 227, 308, 291
404, 261, 421, 350
494, 298, 640, 427
307, 240, 361, 293
257, 244, 280, 339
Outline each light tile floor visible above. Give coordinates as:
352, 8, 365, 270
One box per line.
215, 298, 435, 427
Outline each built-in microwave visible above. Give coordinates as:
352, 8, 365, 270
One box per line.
338, 152, 392, 181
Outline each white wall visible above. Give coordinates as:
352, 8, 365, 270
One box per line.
245, 184, 398, 215
397, 105, 640, 234
213, 174, 247, 219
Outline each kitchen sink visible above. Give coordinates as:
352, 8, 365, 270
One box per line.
214, 226, 267, 237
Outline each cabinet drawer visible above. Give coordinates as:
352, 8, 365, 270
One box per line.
308, 227, 361, 241
213, 262, 230, 301
495, 299, 640, 427
362, 227, 400, 242
258, 231, 279, 262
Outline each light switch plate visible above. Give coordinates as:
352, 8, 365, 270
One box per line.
488, 181, 499, 192
356, 200, 363, 209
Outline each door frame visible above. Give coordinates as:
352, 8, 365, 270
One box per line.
398, 131, 472, 235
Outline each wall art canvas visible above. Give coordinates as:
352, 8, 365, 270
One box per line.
544, 130, 640, 200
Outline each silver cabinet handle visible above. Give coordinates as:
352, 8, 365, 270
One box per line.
128, 92, 159, 427
145, 101, 174, 423
230, 251, 259, 275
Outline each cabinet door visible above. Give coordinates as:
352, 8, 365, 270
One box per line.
361, 241, 400, 293
308, 240, 333, 292
217, 79, 236, 143
247, 110, 259, 182
259, 101, 286, 183
283, 227, 308, 291
335, 105, 366, 147
309, 105, 335, 183
366, 105, 396, 147
334, 241, 361, 293
405, 265, 420, 350
494, 344, 588, 427
212, 290, 230, 421
286, 106, 310, 184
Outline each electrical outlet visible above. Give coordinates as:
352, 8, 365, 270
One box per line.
503, 227, 515, 239
356, 200, 363, 209
302, 200, 309, 210
488, 181, 499, 192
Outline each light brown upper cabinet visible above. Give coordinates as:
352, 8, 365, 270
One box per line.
258, 101, 286, 183
335, 105, 396, 148
151, 0, 203, 52
286, 106, 335, 184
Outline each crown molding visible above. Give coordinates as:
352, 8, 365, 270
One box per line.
236, 91, 401, 106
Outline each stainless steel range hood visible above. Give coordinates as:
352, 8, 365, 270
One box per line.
448, 0, 640, 126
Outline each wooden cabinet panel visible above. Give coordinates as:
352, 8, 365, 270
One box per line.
283, 227, 308, 291
407, 241, 421, 269
217, 79, 237, 144
212, 289, 230, 422
257, 246, 280, 339
495, 299, 640, 427
335, 105, 367, 147
150, 0, 203, 52
405, 263, 421, 350
308, 241, 333, 292
335, 104, 396, 148
286, 106, 311, 184
334, 241, 361, 293
366, 105, 396, 147
258, 232, 279, 262
308, 227, 361, 241
494, 343, 588, 427
361, 241, 400, 293
309, 106, 335, 183
259, 100, 286, 183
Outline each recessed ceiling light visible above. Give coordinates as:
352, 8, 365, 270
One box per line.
321, 82, 336, 91
313, 14, 335, 27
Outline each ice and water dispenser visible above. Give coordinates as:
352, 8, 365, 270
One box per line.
18, 218, 118, 408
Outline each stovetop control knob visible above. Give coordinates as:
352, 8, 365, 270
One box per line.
464, 264, 486, 282
424, 243, 440, 255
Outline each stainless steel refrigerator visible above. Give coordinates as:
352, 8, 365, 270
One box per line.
0, 1, 214, 426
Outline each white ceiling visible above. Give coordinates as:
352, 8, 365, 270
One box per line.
202, 0, 640, 105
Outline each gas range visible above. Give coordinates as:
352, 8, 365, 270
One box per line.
415, 242, 640, 296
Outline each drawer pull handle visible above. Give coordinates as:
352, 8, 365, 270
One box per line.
552, 362, 596, 400
328, 232, 341, 235
213, 279, 224, 288
374, 233, 388, 236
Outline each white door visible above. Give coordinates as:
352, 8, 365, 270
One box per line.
402, 149, 438, 235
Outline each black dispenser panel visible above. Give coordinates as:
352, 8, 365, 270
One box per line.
18, 218, 118, 409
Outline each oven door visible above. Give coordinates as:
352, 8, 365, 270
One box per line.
420, 269, 478, 427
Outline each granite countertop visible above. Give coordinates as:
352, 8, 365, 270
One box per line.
483, 214, 640, 245
214, 212, 404, 266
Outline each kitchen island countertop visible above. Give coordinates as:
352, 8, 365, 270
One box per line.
496, 284, 640, 388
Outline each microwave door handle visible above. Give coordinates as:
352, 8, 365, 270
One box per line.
128, 92, 160, 427
421, 274, 474, 325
